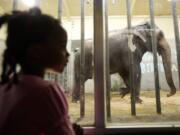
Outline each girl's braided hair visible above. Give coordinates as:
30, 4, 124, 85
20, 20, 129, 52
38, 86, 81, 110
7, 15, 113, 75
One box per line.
0, 7, 67, 84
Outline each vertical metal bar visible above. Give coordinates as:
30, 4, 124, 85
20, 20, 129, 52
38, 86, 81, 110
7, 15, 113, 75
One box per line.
126, 0, 136, 116
94, 0, 106, 128
58, 0, 68, 92
171, 0, 180, 88
105, 0, 111, 120
149, 0, 161, 114
58, 0, 64, 87
58, 0, 62, 23
13, 0, 18, 10
80, 0, 85, 118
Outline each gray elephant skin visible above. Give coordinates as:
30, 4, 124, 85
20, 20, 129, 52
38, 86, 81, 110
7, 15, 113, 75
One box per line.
72, 22, 176, 103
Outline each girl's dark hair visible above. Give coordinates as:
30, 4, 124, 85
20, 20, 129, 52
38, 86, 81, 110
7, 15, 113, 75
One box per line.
0, 7, 67, 84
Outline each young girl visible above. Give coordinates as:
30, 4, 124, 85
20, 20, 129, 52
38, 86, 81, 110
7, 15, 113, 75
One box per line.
0, 7, 79, 135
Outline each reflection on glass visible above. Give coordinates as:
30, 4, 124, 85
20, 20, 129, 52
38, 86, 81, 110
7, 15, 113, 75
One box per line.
107, 0, 180, 126
1, 0, 180, 128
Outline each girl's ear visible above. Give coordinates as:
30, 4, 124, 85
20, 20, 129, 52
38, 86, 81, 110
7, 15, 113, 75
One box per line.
26, 44, 56, 68
26, 44, 47, 66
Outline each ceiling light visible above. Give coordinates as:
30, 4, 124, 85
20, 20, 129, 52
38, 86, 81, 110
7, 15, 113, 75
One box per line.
21, 0, 36, 7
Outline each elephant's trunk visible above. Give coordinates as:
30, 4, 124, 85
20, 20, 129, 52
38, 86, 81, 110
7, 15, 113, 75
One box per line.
158, 38, 176, 97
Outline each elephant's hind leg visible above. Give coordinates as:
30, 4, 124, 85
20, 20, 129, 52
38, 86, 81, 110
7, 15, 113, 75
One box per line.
133, 63, 143, 104
118, 65, 143, 104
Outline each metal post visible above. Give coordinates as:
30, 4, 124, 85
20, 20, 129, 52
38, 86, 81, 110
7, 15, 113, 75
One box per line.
58, 0, 62, 23
13, 0, 18, 10
80, 0, 85, 118
105, 0, 111, 120
58, 0, 68, 92
126, 0, 136, 116
94, 0, 106, 128
171, 0, 180, 88
58, 0, 64, 86
149, 0, 161, 114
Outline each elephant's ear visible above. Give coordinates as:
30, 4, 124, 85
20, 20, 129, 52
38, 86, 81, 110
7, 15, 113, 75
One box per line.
132, 29, 147, 43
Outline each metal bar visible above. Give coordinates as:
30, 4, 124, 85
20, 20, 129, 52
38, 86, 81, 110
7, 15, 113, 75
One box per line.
58, 0, 62, 23
58, 0, 64, 88
84, 126, 180, 135
171, 0, 180, 88
149, 0, 161, 114
80, 0, 85, 118
94, 0, 106, 128
126, 0, 136, 116
105, 0, 111, 120
13, 0, 18, 10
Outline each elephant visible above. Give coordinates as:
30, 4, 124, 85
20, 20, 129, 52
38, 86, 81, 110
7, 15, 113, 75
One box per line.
72, 22, 176, 103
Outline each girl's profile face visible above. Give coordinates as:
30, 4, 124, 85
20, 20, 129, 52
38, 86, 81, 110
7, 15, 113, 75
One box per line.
44, 27, 69, 73
51, 43, 69, 73
25, 40, 69, 75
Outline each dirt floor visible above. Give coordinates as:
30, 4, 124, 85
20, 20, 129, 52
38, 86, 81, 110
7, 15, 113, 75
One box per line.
67, 90, 180, 126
